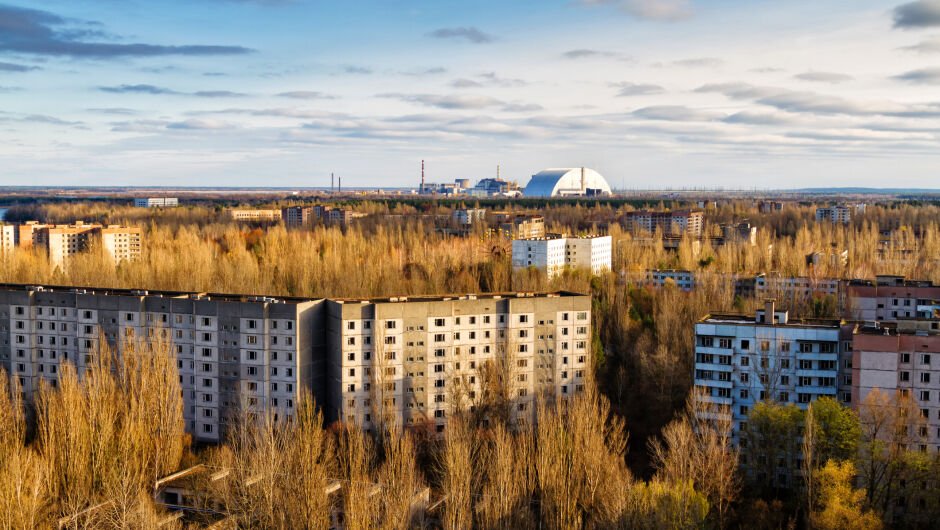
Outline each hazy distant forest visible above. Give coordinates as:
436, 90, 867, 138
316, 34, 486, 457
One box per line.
1, 197, 939, 528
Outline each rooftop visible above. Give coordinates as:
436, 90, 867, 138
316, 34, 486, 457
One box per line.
699, 312, 842, 329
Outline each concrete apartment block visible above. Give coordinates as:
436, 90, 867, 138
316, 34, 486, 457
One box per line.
0, 284, 322, 443
325, 292, 591, 432
623, 210, 704, 237
0, 224, 14, 253
452, 208, 486, 226
227, 209, 283, 222
282, 206, 313, 227
512, 235, 612, 278
0, 284, 590, 442
135, 198, 179, 208
694, 302, 843, 442
847, 275, 940, 322
852, 324, 940, 451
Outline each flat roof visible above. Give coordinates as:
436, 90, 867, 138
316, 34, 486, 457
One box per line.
0, 283, 587, 306
331, 291, 587, 304
699, 312, 842, 329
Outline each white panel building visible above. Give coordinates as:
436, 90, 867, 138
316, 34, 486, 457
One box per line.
135, 198, 179, 208
693, 302, 843, 443
512, 235, 612, 278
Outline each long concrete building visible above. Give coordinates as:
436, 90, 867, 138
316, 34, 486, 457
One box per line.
0, 284, 590, 442
511, 235, 612, 278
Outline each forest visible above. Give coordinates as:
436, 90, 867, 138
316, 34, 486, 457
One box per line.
0, 197, 939, 528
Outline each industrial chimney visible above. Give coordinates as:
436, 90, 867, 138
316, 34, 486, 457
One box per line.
580, 167, 586, 194
421, 160, 425, 193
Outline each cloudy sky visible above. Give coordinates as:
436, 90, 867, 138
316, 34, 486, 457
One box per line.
3, 0, 940, 189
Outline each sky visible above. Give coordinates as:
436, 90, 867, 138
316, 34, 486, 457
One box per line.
2, 0, 940, 189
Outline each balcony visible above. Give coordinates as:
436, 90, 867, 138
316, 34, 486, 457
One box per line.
694, 378, 733, 389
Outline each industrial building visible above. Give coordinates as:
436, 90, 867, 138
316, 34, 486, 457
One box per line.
0, 284, 590, 442
522, 168, 612, 197
511, 235, 612, 278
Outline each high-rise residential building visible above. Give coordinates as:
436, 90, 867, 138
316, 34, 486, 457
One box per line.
0, 284, 590, 442
851, 323, 940, 452
694, 302, 843, 442
815, 204, 865, 224
757, 201, 783, 213
227, 209, 283, 222
325, 292, 591, 431
0, 285, 324, 443
453, 208, 486, 226
99, 226, 142, 262
623, 210, 704, 237
499, 216, 545, 239
0, 224, 14, 253
326, 208, 365, 226
282, 206, 313, 227
511, 235, 612, 278
846, 275, 940, 322
720, 221, 757, 246
29, 222, 141, 265
134, 198, 179, 208
17, 221, 49, 248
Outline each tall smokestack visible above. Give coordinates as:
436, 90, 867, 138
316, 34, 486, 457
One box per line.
421, 159, 425, 193
581, 167, 586, 194
497, 165, 500, 179
338, 177, 341, 194
331, 172, 334, 193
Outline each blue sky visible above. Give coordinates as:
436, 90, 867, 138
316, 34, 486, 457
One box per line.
3, 0, 940, 189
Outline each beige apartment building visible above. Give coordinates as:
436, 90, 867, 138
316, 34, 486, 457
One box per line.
0, 285, 591, 441
326, 292, 591, 431
281, 206, 312, 227
0, 224, 14, 252
29, 222, 141, 265
227, 209, 283, 222
499, 216, 546, 239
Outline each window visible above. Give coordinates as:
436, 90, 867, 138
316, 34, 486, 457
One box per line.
577, 311, 588, 320
921, 354, 932, 366
741, 356, 749, 367
434, 334, 445, 343
741, 340, 750, 350
347, 321, 356, 330
901, 353, 911, 363
385, 320, 396, 329
434, 318, 445, 327
921, 373, 931, 383
718, 338, 732, 349
740, 389, 749, 399
919, 390, 930, 401
760, 341, 770, 351
740, 373, 749, 383
248, 320, 257, 329
799, 342, 813, 353
901, 372, 910, 382
799, 360, 813, 370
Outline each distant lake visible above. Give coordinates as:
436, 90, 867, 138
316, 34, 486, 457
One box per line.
0, 208, 6, 221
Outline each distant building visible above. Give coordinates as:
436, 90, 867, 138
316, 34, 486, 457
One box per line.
512, 235, 611, 278
758, 201, 783, 213
470, 178, 521, 197
326, 209, 365, 226
623, 210, 704, 237
282, 206, 313, 227
623, 269, 696, 291
523, 168, 612, 197
499, 216, 545, 239
816, 204, 865, 224
748, 273, 841, 302
721, 221, 757, 246
134, 198, 179, 208
227, 209, 283, 222
29, 222, 141, 265
0, 224, 14, 253
453, 208, 486, 226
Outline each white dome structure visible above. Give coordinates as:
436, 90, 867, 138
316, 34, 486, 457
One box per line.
523, 167, 612, 197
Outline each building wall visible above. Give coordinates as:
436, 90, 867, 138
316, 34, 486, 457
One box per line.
325, 293, 591, 431
694, 310, 842, 442
228, 209, 283, 222
852, 331, 940, 450
512, 236, 611, 278
0, 225, 14, 253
